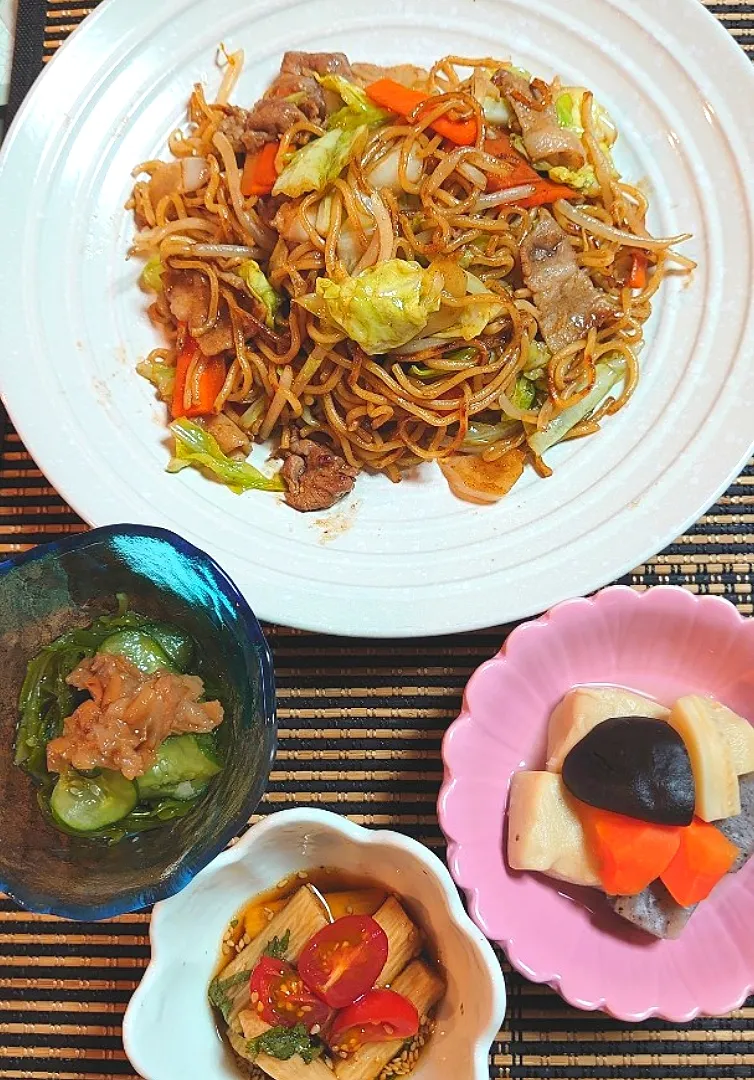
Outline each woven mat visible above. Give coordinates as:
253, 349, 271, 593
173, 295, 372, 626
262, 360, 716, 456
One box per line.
2, 1, 754, 1076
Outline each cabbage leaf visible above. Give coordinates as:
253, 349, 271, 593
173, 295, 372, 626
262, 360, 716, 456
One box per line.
137, 357, 175, 402
139, 255, 164, 293
545, 87, 619, 193
238, 260, 280, 328
528, 356, 624, 456
300, 259, 444, 354
168, 418, 284, 493
319, 74, 390, 131
272, 126, 366, 197
423, 271, 505, 342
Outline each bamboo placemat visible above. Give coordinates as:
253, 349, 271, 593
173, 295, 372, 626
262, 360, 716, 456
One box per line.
2, 1, 754, 1076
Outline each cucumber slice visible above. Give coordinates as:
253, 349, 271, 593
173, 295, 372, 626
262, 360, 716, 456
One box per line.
50, 770, 138, 832
136, 734, 221, 801
98, 630, 175, 673
141, 622, 194, 671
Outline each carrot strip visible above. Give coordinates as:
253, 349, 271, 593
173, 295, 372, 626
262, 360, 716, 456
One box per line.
366, 79, 478, 146
171, 331, 226, 419
661, 819, 739, 907
576, 804, 681, 896
482, 134, 575, 206
517, 184, 578, 209
241, 141, 280, 198
628, 251, 648, 289
483, 135, 538, 186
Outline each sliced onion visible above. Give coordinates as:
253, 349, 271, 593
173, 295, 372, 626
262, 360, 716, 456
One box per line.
555, 199, 691, 251
367, 146, 422, 192
275, 201, 313, 243
315, 194, 334, 235
148, 157, 210, 204
337, 220, 369, 273
473, 184, 537, 211
181, 156, 210, 192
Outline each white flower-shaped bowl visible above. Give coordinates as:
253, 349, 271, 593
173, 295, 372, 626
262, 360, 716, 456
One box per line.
123, 808, 506, 1080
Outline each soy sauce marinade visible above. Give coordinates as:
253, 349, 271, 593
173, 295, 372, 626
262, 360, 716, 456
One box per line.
210, 868, 446, 1080
13, 596, 226, 843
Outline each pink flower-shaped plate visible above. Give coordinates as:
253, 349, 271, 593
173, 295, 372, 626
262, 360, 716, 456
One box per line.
438, 585, 754, 1022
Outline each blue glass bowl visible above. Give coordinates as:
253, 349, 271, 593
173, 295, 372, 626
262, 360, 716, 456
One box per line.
0, 524, 276, 920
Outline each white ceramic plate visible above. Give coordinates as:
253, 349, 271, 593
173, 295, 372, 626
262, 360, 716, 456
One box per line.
1, 0, 753, 637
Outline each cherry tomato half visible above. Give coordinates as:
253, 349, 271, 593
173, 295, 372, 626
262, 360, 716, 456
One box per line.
329, 989, 420, 1055
298, 915, 389, 1009
249, 956, 332, 1032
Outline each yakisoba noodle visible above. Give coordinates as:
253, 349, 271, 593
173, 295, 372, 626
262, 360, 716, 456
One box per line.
128, 48, 693, 512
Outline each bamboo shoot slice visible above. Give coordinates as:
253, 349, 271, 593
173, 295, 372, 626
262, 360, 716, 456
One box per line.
211, 886, 329, 1023
507, 771, 601, 887
668, 696, 740, 821
236, 1011, 335, 1080
547, 687, 669, 773
333, 960, 445, 1080
699, 698, 754, 776
373, 897, 422, 986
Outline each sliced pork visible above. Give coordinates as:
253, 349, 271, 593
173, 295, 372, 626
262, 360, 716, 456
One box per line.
217, 53, 353, 156
218, 99, 309, 156
46, 653, 223, 780
281, 437, 357, 512
351, 62, 428, 90
493, 69, 586, 171
281, 51, 353, 78
164, 269, 282, 356
163, 268, 234, 356
264, 72, 327, 121
520, 210, 613, 354
205, 412, 251, 457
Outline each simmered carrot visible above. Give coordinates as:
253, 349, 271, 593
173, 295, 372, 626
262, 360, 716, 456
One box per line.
171, 330, 226, 419
241, 141, 280, 197
661, 819, 739, 907
577, 804, 681, 896
365, 79, 478, 146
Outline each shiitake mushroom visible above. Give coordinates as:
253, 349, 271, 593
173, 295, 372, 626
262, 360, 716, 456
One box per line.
562, 716, 695, 826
